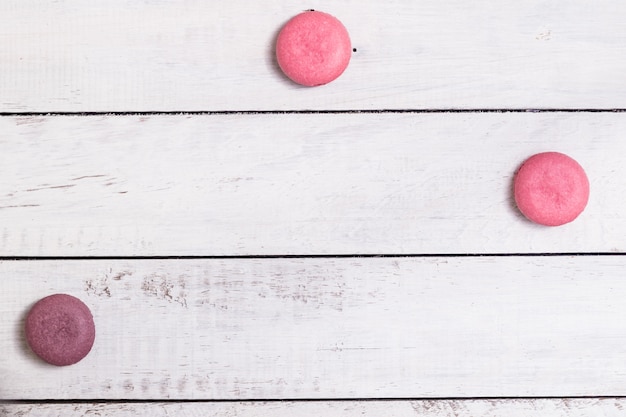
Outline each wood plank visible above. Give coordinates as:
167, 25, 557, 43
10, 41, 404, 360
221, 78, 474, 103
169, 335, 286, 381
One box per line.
1, 0, 626, 111
0, 113, 623, 256
3, 399, 626, 417
2, 256, 626, 399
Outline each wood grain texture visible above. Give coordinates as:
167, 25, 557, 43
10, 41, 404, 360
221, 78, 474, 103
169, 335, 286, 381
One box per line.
0, 113, 623, 256
2, 256, 626, 400
1, 0, 626, 111
3, 399, 626, 417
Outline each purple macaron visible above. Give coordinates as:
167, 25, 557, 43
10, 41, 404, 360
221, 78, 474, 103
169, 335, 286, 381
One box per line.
25, 294, 95, 366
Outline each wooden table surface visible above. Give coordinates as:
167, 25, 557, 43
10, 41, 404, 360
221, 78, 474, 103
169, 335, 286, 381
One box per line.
2, 1, 626, 415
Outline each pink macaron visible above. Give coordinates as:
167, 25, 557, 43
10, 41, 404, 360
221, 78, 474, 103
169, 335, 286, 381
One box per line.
25, 294, 96, 366
514, 152, 589, 226
276, 10, 352, 86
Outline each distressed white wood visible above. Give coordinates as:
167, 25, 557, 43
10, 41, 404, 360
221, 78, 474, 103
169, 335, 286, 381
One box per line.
3, 399, 626, 417
2, 256, 626, 399
3, 1, 625, 410
0, 112, 624, 256
2, 0, 626, 111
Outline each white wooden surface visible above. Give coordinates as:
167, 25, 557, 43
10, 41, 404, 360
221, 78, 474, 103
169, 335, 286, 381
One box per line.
1, 112, 624, 256
2, 0, 625, 414
1, 0, 626, 111
2, 257, 626, 399
4, 399, 626, 417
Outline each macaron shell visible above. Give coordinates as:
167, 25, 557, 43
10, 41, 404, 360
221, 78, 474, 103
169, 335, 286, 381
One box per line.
25, 294, 95, 366
276, 11, 351, 86
514, 152, 590, 226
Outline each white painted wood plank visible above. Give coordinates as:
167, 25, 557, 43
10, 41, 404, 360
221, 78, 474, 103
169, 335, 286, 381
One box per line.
2, 256, 626, 399
2, 0, 626, 111
0, 113, 623, 256
4, 399, 626, 417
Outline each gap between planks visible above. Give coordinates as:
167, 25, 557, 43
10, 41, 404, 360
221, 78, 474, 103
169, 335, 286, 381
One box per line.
1, 109, 626, 116
0, 252, 625, 261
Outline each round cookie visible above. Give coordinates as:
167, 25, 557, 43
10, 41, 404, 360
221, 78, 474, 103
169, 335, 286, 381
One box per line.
276, 10, 351, 86
514, 152, 589, 226
25, 294, 95, 366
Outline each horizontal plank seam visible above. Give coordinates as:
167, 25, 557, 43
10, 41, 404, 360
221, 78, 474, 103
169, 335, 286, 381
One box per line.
1, 109, 626, 117
5, 396, 626, 404
0, 253, 624, 261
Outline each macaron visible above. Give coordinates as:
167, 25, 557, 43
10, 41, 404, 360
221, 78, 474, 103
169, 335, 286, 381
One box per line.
276, 10, 352, 86
514, 152, 589, 226
25, 294, 95, 366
